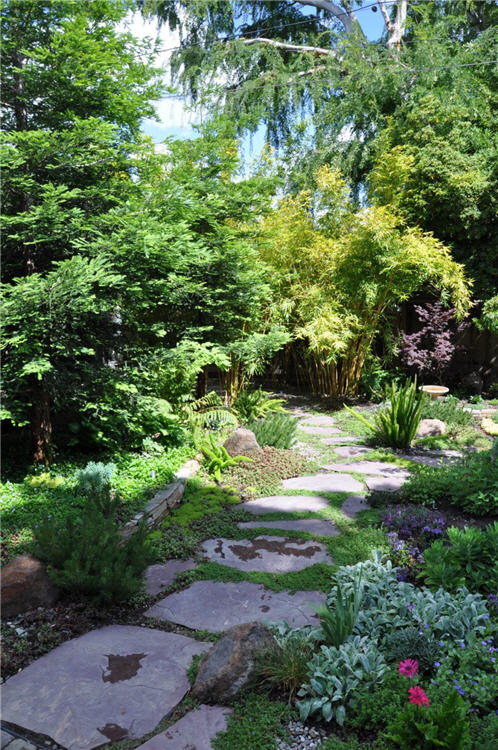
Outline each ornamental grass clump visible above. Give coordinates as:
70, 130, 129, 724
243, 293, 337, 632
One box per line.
345, 378, 425, 449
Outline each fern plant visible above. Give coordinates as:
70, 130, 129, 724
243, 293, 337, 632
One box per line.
232, 388, 286, 423
180, 391, 238, 431
345, 379, 425, 449
200, 433, 253, 481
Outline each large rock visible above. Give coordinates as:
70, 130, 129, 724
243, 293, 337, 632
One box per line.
416, 419, 446, 438
223, 427, 261, 457
1, 555, 59, 617
192, 622, 274, 703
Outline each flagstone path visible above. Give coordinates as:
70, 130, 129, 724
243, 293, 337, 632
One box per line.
4, 404, 422, 750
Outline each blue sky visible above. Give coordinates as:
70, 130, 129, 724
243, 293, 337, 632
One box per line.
132, 3, 386, 146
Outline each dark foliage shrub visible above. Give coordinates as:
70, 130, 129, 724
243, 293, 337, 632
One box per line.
34, 502, 152, 603
421, 523, 498, 595
381, 504, 446, 544
248, 412, 298, 449
399, 302, 467, 383
399, 445, 498, 516
385, 627, 440, 675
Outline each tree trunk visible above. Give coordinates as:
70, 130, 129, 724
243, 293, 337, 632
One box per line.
32, 377, 52, 464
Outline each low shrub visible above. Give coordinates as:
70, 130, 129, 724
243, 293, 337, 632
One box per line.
381, 504, 446, 544
248, 412, 298, 450
34, 504, 152, 603
386, 532, 425, 582
346, 669, 408, 732
345, 379, 425, 449
385, 689, 469, 750
385, 627, 440, 675
399, 445, 498, 516
75, 461, 117, 517
421, 395, 473, 426
421, 523, 498, 595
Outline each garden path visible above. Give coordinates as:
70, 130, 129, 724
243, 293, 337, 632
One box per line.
2, 408, 421, 750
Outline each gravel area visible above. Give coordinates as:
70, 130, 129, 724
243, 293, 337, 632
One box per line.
277, 720, 327, 750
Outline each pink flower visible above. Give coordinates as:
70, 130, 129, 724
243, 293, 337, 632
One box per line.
408, 686, 430, 707
398, 659, 419, 677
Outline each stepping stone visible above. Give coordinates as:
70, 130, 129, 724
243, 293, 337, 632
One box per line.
365, 475, 409, 492
238, 519, 340, 537
1, 626, 210, 750
321, 461, 410, 477
236, 495, 331, 514
145, 559, 197, 596
321, 436, 363, 445
341, 495, 370, 519
301, 415, 336, 426
282, 473, 364, 493
398, 452, 461, 468
334, 445, 372, 458
145, 581, 326, 632
135, 705, 232, 750
200, 536, 333, 573
299, 425, 341, 435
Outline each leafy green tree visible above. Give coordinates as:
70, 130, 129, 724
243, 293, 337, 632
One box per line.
260, 167, 471, 397
143, 1, 497, 295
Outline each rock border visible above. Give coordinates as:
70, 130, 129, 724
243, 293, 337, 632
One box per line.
119, 459, 200, 540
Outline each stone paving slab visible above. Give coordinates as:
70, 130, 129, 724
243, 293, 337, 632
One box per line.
282, 473, 364, 493
145, 581, 325, 631
200, 536, 333, 573
145, 559, 197, 596
238, 519, 340, 537
341, 495, 370, 519
321, 436, 363, 445
236, 495, 331, 515
298, 425, 342, 435
321, 461, 410, 477
1, 626, 210, 750
334, 445, 373, 458
135, 705, 232, 750
365, 475, 408, 492
398, 452, 461, 468
301, 415, 336, 426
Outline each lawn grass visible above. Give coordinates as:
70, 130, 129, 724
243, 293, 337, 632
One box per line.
0, 445, 195, 563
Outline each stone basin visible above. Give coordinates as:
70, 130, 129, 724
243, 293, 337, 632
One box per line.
421, 385, 449, 400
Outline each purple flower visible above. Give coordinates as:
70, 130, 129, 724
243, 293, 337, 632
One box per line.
434, 662, 441, 667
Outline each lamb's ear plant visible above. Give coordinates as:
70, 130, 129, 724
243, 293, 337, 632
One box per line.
200, 433, 253, 481
345, 378, 425, 449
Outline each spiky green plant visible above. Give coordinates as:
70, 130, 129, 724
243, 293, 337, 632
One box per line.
200, 433, 253, 481
345, 379, 425, 449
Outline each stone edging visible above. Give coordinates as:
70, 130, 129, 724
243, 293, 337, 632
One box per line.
119, 459, 200, 541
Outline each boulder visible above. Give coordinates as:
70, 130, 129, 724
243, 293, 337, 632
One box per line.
416, 419, 446, 439
460, 371, 484, 395
192, 621, 274, 703
223, 427, 261, 457
1, 555, 59, 617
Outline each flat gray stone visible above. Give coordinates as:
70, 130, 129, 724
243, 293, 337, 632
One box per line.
341, 495, 370, 519
236, 495, 331, 515
282, 473, 364, 493
145, 559, 197, 596
135, 705, 232, 750
301, 415, 336, 426
365, 475, 409, 492
145, 581, 325, 631
321, 461, 410, 477
398, 452, 461, 468
1, 626, 210, 750
1, 731, 13, 750
298, 425, 342, 435
2, 742, 35, 750
200, 536, 333, 573
321, 436, 363, 445
238, 519, 340, 537
334, 445, 372, 458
